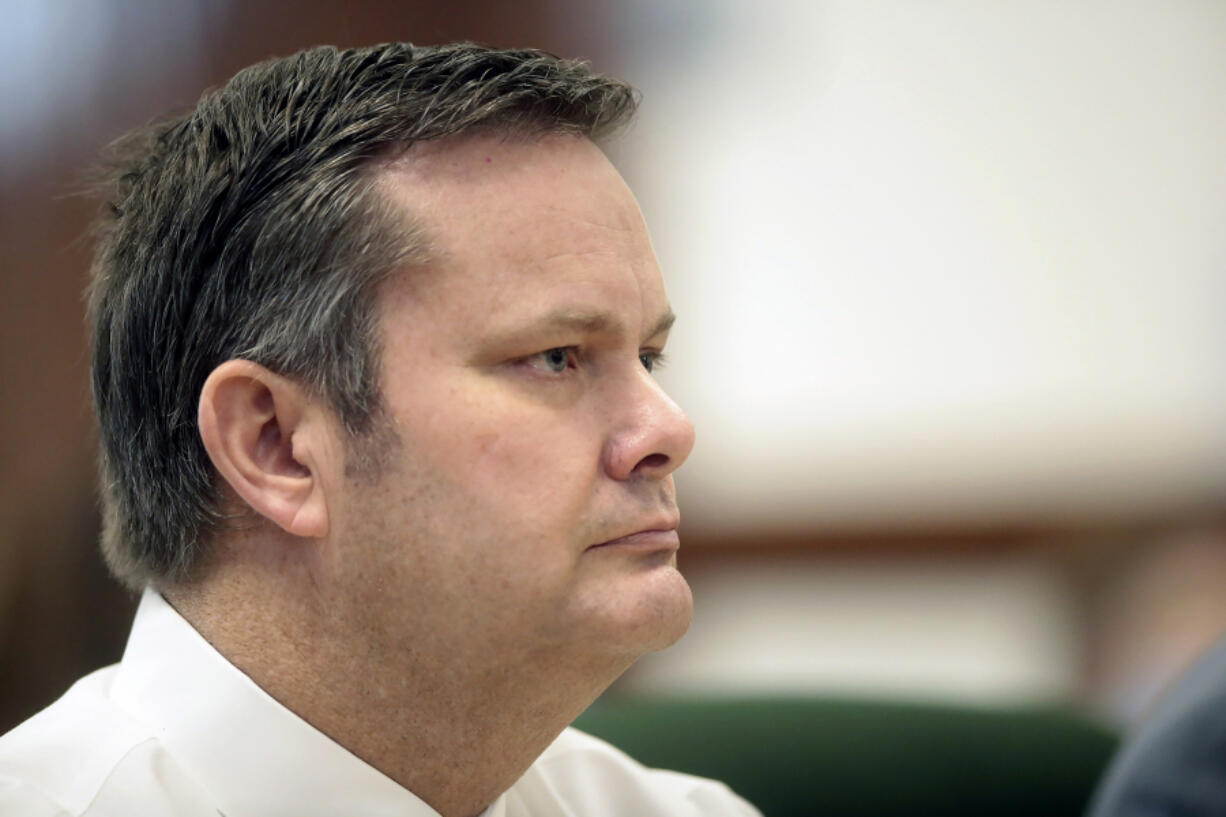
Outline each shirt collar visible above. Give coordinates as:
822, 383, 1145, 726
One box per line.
111, 588, 506, 817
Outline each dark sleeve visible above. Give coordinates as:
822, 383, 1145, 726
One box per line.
1087, 635, 1226, 817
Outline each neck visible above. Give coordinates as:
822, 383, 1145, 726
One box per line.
165, 570, 633, 817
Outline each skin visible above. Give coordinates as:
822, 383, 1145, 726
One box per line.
171, 133, 695, 817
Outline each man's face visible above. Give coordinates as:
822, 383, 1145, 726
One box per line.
329, 133, 695, 666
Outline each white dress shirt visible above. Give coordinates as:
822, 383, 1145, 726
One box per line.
0, 590, 759, 817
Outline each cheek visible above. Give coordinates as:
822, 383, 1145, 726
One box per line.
461, 423, 599, 531
383, 375, 608, 553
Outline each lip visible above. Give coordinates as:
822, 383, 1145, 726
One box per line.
588, 528, 680, 552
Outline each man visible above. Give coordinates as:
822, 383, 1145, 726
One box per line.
0, 43, 759, 817
1087, 633, 1226, 816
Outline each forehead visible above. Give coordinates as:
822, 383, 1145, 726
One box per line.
381, 132, 643, 254
374, 133, 668, 336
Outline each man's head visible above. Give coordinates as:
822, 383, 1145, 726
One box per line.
89, 43, 643, 589
90, 42, 695, 657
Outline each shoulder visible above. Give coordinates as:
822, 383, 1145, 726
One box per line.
509, 727, 761, 817
1088, 635, 1226, 816
0, 666, 139, 815
0, 667, 212, 817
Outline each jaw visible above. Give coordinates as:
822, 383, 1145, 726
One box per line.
564, 558, 694, 658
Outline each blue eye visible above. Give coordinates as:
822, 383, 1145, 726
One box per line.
543, 348, 570, 372
640, 352, 667, 373
525, 347, 574, 374
524, 348, 664, 375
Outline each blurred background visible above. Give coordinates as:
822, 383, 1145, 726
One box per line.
2, 1, 1224, 814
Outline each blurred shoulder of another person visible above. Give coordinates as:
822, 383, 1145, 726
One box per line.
1088, 633, 1226, 816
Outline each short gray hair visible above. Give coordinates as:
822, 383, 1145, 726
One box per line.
89, 42, 638, 590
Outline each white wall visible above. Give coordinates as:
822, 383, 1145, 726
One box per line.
615, 0, 1226, 534
625, 557, 1079, 705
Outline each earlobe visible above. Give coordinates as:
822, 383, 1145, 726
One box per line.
197, 360, 331, 538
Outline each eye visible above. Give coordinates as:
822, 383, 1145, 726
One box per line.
639, 351, 667, 373
524, 347, 577, 374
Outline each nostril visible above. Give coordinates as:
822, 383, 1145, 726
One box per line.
636, 453, 670, 472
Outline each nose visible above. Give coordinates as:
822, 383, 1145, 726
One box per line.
602, 371, 696, 482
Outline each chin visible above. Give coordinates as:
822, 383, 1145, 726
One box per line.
592, 565, 694, 656
646, 567, 695, 650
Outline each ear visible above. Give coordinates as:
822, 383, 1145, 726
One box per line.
197, 360, 334, 538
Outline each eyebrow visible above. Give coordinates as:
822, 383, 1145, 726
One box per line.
527, 308, 675, 340
649, 309, 677, 339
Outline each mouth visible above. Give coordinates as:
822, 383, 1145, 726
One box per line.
588, 520, 681, 553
